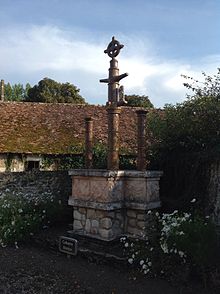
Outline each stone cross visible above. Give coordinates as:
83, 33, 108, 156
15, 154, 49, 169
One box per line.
100, 36, 128, 106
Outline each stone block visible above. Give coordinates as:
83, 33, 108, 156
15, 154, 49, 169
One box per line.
127, 210, 137, 218
87, 208, 95, 219
91, 227, 98, 235
137, 221, 145, 229
74, 210, 85, 221
74, 220, 83, 230
127, 226, 141, 236
116, 212, 123, 222
100, 217, 112, 229
91, 220, 99, 228
85, 219, 91, 232
137, 213, 145, 221
95, 209, 107, 218
128, 218, 136, 227
79, 207, 86, 214
99, 228, 114, 239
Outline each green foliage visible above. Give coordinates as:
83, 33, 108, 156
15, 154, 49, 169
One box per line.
4, 82, 31, 101
125, 94, 154, 108
42, 154, 84, 170
146, 69, 220, 213
26, 78, 86, 104
0, 190, 64, 246
148, 96, 220, 154
92, 144, 107, 169
122, 210, 219, 284
182, 68, 220, 98
147, 68, 220, 155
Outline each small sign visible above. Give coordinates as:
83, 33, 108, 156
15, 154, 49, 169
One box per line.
59, 236, 78, 256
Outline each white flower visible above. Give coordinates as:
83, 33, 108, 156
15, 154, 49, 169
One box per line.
142, 264, 147, 269
124, 242, 129, 248
190, 198, 196, 203
161, 243, 169, 253
144, 269, 150, 275
18, 208, 23, 213
128, 258, 133, 264
178, 251, 185, 258
147, 210, 152, 215
148, 261, 152, 267
140, 260, 144, 265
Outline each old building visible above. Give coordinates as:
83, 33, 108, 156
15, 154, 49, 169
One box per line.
0, 101, 140, 172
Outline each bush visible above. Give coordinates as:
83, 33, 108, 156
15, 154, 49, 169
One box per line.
121, 209, 219, 283
0, 190, 64, 247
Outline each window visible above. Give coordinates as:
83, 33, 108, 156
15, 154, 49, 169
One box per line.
26, 160, 40, 171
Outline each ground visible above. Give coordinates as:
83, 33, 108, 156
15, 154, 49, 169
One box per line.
0, 226, 217, 294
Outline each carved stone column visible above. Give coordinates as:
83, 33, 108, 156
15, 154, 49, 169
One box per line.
85, 117, 93, 169
107, 106, 121, 170
136, 110, 147, 171
0, 80, 4, 101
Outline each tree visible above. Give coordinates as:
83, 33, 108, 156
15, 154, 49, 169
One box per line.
125, 94, 154, 108
147, 69, 220, 212
26, 78, 86, 104
4, 82, 28, 101
181, 68, 220, 98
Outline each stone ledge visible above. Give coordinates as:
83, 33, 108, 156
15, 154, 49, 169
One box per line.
125, 200, 161, 210
68, 198, 123, 210
69, 169, 163, 178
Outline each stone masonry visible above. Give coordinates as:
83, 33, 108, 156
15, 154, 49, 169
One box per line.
68, 169, 162, 241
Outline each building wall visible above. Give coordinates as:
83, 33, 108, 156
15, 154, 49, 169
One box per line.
0, 154, 55, 172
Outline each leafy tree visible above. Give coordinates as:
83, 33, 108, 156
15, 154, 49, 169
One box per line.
4, 83, 13, 101
125, 94, 154, 108
26, 78, 86, 104
147, 68, 220, 212
4, 82, 29, 101
148, 68, 220, 154
181, 68, 220, 98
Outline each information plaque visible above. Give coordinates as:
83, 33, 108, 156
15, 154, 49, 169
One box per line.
59, 236, 78, 256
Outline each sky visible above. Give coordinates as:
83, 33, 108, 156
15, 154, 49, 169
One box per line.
0, 0, 219, 107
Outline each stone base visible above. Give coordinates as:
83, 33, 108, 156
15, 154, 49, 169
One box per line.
72, 206, 124, 240
68, 169, 162, 241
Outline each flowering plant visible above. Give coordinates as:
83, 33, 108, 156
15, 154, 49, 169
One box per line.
0, 189, 63, 247
121, 209, 218, 281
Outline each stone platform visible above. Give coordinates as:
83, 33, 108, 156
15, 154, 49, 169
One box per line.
68, 169, 162, 241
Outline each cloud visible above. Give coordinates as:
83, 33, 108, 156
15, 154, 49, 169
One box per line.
0, 25, 219, 107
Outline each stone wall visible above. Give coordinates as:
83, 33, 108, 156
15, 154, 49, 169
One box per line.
73, 207, 124, 240
0, 171, 72, 206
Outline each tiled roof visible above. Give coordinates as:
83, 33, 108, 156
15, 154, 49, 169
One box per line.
0, 102, 142, 155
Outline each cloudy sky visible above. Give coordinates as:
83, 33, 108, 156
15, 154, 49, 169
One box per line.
0, 0, 219, 107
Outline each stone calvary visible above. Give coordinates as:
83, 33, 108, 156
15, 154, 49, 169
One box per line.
68, 37, 163, 241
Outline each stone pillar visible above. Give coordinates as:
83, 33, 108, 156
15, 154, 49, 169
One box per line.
85, 117, 93, 169
107, 106, 121, 170
136, 110, 147, 171
0, 79, 4, 101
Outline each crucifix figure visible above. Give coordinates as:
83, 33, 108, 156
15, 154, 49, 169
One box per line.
100, 36, 128, 106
